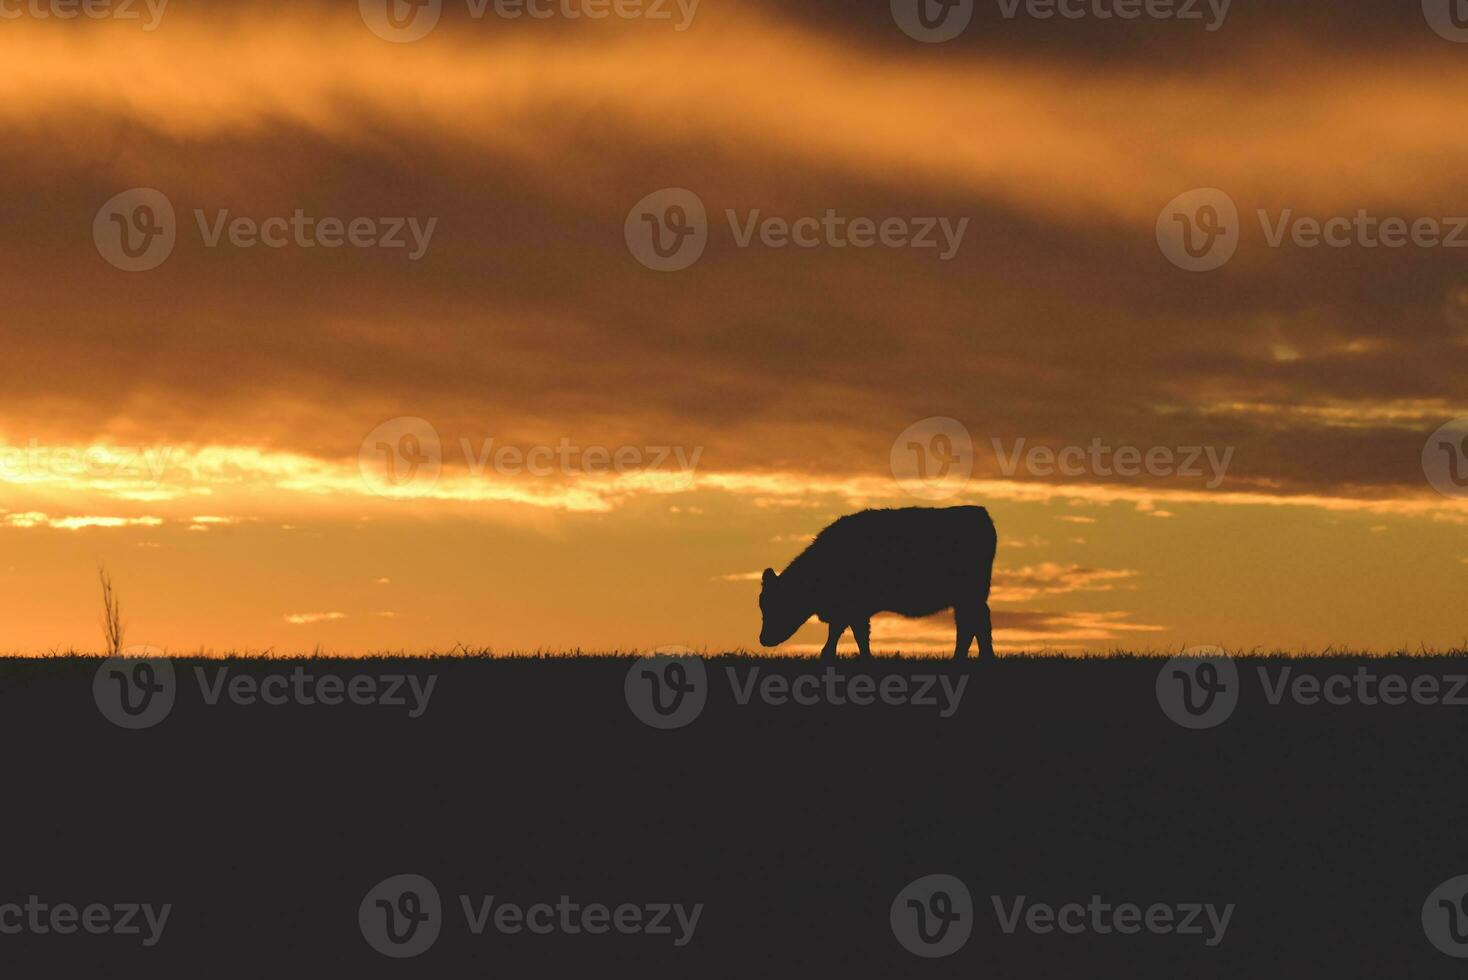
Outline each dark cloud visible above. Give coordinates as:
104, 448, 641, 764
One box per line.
0, 2, 1464, 509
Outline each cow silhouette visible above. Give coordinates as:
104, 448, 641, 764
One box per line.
759, 505, 997, 660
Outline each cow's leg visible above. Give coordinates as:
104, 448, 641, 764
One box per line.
820, 621, 845, 660
975, 602, 995, 660
953, 604, 975, 661
957, 566, 997, 661
852, 619, 872, 659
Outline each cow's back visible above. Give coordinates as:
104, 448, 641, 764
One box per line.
805, 506, 995, 617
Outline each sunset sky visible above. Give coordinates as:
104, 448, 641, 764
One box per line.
3, 0, 1467, 654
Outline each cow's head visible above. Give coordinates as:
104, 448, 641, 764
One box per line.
758, 567, 809, 647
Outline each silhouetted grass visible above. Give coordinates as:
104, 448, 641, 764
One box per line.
4, 646, 1466, 684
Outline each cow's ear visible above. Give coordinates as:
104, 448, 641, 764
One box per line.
762, 568, 777, 588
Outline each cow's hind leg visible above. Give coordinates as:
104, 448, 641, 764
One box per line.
953, 604, 976, 661
975, 565, 996, 660
954, 603, 994, 660
821, 621, 845, 661
852, 619, 872, 659
975, 602, 995, 660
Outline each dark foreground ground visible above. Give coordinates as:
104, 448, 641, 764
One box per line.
1, 652, 1466, 976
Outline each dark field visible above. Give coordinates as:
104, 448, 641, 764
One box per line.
2, 652, 1466, 976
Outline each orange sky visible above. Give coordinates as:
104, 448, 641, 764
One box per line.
2, 1, 1467, 654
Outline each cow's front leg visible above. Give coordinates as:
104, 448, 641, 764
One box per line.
852, 619, 872, 659
821, 621, 845, 660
